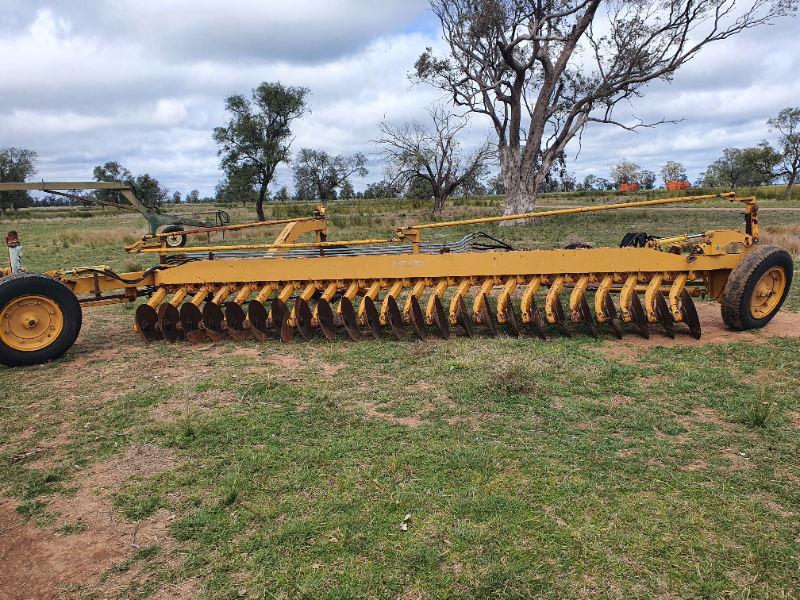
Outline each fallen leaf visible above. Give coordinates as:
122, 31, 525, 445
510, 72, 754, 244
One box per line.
400, 522, 408, 531
404, 513, 412, 521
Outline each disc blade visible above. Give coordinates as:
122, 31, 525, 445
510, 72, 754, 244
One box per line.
340, 296, 364, 341
316, 298, 337, 341
478, 293, 497, 337
629, 293, 650, 339
553, 294, 571, 338
135, 304, 162, 343
363, 296, 381, 340
180, 302, 205, 344
604, 292, 623, 340
225, 303, 250, 342
248, 300, 271, 342
202, 302, 228, 342
432, 295, 450, 340
455, 295, 474, 338
159, 303, 183, 342
503, 298, 521, 338
681, 288, 702, 339
295, 297, 316, 342
386, 295, 406, 340
271, 298, 293, 343
654, 292, 675, 339
528, 300, 547, 340
409, 295, 427, 340
579, 293, 597, 338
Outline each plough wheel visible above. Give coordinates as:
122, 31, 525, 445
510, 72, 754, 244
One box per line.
363, 296, 382, 341
681, 289, 702, 339
135, 304, 162, 343
225, 303, 250, 342
654, 292, 675, 339
159, 303, 183, 342
248, 300, 272, 342
629, 293, 650, 339
455, 295, 474, 338
316, 298, 337, 341
432, 295, 450, 340
579, 293, 597, 338
386, 296, 406, 340
604, 292, 623, 340
202, 302, 228, 342
339, 297, 362, 341
180, 302, 205, 344
295, 297, 315, 342
478, 293, 497, 337
409, 296, 427, 340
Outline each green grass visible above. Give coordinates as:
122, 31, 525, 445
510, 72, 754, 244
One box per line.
0, 194, 799, 598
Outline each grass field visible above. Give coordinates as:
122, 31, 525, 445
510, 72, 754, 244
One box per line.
0, 191, 799, 599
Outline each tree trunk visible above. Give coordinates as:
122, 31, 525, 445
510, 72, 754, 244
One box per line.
500, 147, 538, 224
256, 183, 267, 221
433, 194, 446, 215
786, 172, 796, 201
1, 207, 6, 217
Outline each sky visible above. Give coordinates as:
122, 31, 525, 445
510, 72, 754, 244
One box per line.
0, 0, 798, 198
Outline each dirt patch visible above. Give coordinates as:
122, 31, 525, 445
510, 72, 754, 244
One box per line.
22, 428, 72, 470
676, 405, 736, 433
592, 303, 800, 359
0, 445, 186, 600
320, 363, 345, 379
788, 411, 800, 429
264, 353, 303, 370
353, 400, 424, 428
679, 460, 708, 471
755, 494, 794, 517
719, 448, 752, 470
618, 449, 635, 458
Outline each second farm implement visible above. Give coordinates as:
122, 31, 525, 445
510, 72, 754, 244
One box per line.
0, 188, 792, 366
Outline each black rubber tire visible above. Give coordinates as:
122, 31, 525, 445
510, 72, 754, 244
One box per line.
162, 226, 187, 248
0, 273, 82, 367
721, 245, 793, 331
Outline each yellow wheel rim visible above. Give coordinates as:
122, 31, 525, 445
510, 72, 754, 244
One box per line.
750, 267, 787, 320
0, 295, 64, 352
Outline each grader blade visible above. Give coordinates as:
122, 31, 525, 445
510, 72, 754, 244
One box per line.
202, 302, 228, 342
681, 289, 702, 339
629, 293, 650, 339
316, 298, 337, 341
386, 296, 406, 340
339, 297, 363, 341
431, 295, 450, 340
409, 295, 427, 340
247, 300, 272, 342
603, 292, 624, 340
135, 304, 162, 343
362, 296, 382, 340
654, 292, 676, 339
225, 303, 250, 342
159, 303, 183, 342
180, 303, 206, 344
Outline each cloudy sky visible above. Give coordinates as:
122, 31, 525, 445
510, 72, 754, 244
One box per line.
1, 0, 798, 198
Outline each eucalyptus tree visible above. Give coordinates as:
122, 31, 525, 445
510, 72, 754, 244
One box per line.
414, 0, 797, 220
767, 107, 800, 200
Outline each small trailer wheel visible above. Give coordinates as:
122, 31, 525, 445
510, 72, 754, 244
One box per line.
721, 245, 793, 330
0, 273, 82, 367
162, 226, 187, 248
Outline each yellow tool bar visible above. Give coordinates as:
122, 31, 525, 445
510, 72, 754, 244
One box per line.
140, 216, 317, 240
401, 193, 738, 231
130, 237, 398, 254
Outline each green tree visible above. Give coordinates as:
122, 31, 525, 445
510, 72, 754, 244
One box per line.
0, 147, 37, 215
131, 174, 169, 207
364, 181, 401, 199
93, 161, 132, 205
704, 144, 780, 189
767, 107, 800, 200
213, 82, 309, 221
292, 149, 368, 207
609, 159, 641, 189
273, 186, 290, 203
171, 191, 182, 204
660, 161, 687, 186
186, 190, 200, 204
339, 179, 356, 200
405, 177, 434, 200
487, 173, 505, 195
215, 164, 259, 207
639, 170, 656, 190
